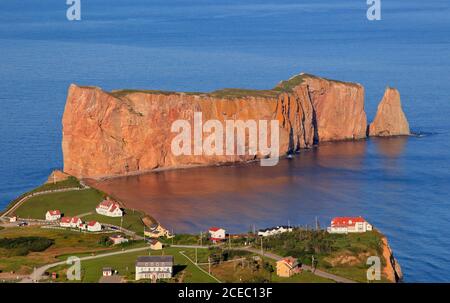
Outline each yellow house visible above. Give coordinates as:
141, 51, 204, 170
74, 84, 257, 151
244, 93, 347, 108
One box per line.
276, 256, 301, 277
150, 239, 163, 250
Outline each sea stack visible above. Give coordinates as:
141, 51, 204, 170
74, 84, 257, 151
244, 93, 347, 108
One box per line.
61, 73, 401, 179
368, 87, 410, 137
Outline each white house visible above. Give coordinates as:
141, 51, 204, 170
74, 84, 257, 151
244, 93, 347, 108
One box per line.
258, 225, 293, 237
96, 200, 123, 217
208, 227, 226, 242
102, 267, 113, 277
87, 221, 102, 232
9, 216, 17, 223
327, 217, 373, 234
109, 235, 129, 245
135, 256, 173, 281
70, 217, 82, 228
60, 217, 72, 228
45, 210, 61, 221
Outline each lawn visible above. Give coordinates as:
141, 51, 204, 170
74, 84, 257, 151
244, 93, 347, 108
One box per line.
14, 188, 104, 219
0, 227, 116, 274
81, 210, 145, 235
256, 229, 390, 283
50, 247, 218, 283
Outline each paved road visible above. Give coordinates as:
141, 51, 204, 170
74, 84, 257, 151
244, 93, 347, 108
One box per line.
22, 246, 151, 283
239, 247, 356, 283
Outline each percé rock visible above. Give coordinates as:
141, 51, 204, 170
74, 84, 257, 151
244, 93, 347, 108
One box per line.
368, 87, 410, 137
62, 73, 368, 179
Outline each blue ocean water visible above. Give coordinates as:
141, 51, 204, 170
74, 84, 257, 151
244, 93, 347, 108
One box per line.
0, 0, 449, 281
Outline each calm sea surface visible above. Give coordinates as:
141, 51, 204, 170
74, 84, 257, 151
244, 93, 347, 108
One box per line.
0, 0, 449, 282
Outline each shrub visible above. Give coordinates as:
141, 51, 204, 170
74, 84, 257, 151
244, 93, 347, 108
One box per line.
0, 237, 54, 256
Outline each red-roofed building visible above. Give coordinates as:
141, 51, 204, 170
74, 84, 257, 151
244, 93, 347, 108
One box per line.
208, 227, 226, 243
45, 210, 61, 221
60, 216, 72, 227
70, 217, 82, 228
87, 221, 102, 232
327, 217, 373, 234
96, 200, 123, 217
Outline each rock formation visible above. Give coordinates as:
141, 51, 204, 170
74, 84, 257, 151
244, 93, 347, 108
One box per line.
62, 73, 371, 178
368, 87, 410, 137
382, 237, 403, 282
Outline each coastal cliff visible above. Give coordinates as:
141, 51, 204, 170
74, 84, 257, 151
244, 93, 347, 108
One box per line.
62, 73, 399, 179
382, 237, 403, 282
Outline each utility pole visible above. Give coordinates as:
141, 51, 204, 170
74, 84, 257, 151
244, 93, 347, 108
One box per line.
228, 235, 231, 250
200, 231, 203, 247
315, 216, 318, 231
312, 255, 315, 272
260, 237, 263, 255
195, 247, 198, 264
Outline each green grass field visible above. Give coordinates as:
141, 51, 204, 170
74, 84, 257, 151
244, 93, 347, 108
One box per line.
50, 247, 217, 283
0, 227, 115, 274
14, 188, 104, 219
81, 211, 146, 235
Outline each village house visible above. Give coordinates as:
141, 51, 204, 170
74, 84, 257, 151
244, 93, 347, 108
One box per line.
144, 223, 172, 238
96, 200, 123, 217
327, 217, 373, 234
109, 234, 129, 245
149, 239, 163, 250
258, 225, 293, 237
9, 215, 17, 223
60, 217, 72, 228
70, 217, 82, 228
102, 267, 113, 277
135, 256, 173, 281
45, 210, 61, 221
87, 221, 102, 232
208, 227, 226, 243
276, 256, 301, 278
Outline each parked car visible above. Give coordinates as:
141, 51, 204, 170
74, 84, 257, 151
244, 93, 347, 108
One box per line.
18, 221, 28, 227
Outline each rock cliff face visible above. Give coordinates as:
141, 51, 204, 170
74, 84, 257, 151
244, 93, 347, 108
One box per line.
382, 237, 403, 282
62, 74, 370, 178
368, 88, 410, 137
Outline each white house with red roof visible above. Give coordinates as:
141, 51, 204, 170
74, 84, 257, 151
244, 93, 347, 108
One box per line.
70, 217, 83, 228
96, 200, 123, 217
208, 227, 226, 242
60, 217, 72, 228
87, 221, 102, 232
327, 217, 373, 234
45, 210, 61, 221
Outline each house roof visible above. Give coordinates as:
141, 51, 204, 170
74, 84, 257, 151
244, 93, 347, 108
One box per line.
331, 217, 367, 227
71, 217, 81, 223
278, 256, 299, 268
60, 217, 71, 223
136, 256, 173, 266
209, 227, 224, 232
150, 239, 160, 245
47, 210, 61, 216
88, 221, 99, 227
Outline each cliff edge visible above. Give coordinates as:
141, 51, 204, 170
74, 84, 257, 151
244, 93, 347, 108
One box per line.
62, 73, 396, 179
